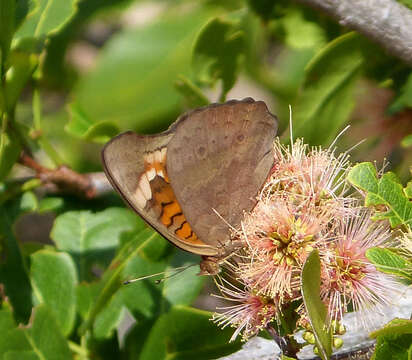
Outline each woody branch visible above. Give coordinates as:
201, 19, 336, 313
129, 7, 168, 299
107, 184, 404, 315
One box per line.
19, 152, 112, 198
296, 0, 412, 66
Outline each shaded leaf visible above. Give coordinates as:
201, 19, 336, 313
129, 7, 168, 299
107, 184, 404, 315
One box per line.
294, 32, 363, 145
161, 252, 205, 308
192, 16, 244, 100
405, 181, 412, 200
30, 250, 78, 335
0, 129, 22, 181
22, 304, 72, 360
301, 250, 332, 360
401, 134, 412, 148
0, 0, 15, 67
15, 0, 77, 40
348, 162, 412, 227
139, 306, 242, 360
371, 319, 412, 360
389, 73, 412, 114
5, 50, 38, 110
0, 201, 33, 322
74, 10, 217, 133
174, 75, 209, 108
366, 247, 412, 283
66, 103, 119, 144
15, 0, 37, 30
371, 318, 412, 338
246, 0, 277, 21
51, 207, 140, 253
79, 228, 163, 335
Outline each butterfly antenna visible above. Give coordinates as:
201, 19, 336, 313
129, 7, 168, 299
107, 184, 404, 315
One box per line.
154, 264, 197, 284
123, 264, 196, 285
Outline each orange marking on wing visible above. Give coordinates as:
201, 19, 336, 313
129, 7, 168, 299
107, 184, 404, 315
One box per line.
143, 149, 204, 246
175, 222, 193, 239
160, 201, 181, 227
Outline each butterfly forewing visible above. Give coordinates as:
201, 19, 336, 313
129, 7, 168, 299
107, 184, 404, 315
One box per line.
167, 98, 278, 249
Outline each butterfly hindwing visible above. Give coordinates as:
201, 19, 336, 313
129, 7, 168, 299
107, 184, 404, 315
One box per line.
101, 131, 219, 256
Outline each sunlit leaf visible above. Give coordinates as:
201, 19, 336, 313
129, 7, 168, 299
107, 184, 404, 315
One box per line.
348, 162, 412, 227
192, 16, 244, 100
301, 250, 332, 360
366, 247, 412, 283
74, 10, 218, 133
15, 0, 77, 40
66, 103, 119, 144
294, 32, 364, 145
139, 306, 242, 360
30, 250, 78, 335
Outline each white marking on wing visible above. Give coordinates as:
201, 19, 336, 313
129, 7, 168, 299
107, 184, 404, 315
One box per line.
139, 174, 152, 200
146, 167, 156, 181
154, 149, 162, 163
134, 188, 147, 209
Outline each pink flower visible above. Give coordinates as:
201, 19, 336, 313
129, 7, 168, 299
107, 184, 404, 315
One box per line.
321, 210, 399, 329
213, 277, 278, 341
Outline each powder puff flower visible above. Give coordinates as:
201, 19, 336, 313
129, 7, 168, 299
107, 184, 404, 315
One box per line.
321, 210, 400, 329
212, 276, 278, 341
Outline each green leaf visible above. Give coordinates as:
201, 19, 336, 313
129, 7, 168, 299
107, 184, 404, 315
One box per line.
192, 16, 244, 101
294, 32, 363, 145
4, 351, 39, 360
161, 252, 205, 308
51, 207, 140, 253
93, 288, 124, 340
66, 103, 119, 144
272, 7, 326, 49
397, 0, 412, 10
0, 303, 16, 332
0, 329, 31, 359
15, 0, 38, 30
139, 306, 242, 360
15, 0, 77, 40
388, 72, 412, 114
0, 304, 72, 360
0, 127, 22, 181
405, 181, 412, 200
51, 207, 142, 280
366, 247, 412, 283
22, 304, 72, 360
347, 162, 412, 227
174, 75, 209, 109
74, 9, 218, 133
5, 50, 38, 111
0, 202, 33, 322
0, 0, 16, 67
37, 197, 64, 213
30, 250, 78, 335
79, 228, 163, 335
301, 250, 332, 360
371, 318, 412, 338
370, 319, 412, 360
246, 0, 277, 21
401, 134, 412, 148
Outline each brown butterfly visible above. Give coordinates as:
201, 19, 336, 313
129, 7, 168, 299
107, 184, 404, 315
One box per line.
102, 98, 278, 275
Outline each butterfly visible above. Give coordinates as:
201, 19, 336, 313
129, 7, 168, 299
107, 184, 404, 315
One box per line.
102, 98, 278, 275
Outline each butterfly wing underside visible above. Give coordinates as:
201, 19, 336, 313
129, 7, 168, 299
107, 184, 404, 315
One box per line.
102, 131, 219, 256
167, 98, 278, 249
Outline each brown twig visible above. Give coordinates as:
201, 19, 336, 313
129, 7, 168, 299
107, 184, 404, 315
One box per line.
296, 0, 412, 66
18, 152, 113, 198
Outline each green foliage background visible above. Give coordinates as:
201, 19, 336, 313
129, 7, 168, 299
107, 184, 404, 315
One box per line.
0, 0, 411, 359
